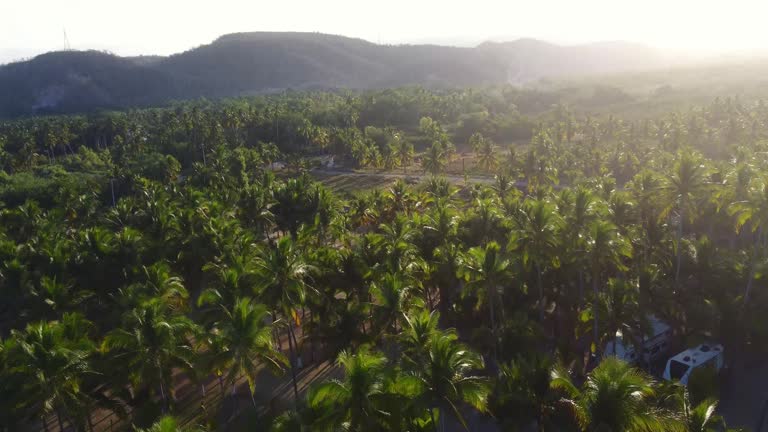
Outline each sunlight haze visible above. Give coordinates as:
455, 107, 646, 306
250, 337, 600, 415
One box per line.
3, 0, 768, 63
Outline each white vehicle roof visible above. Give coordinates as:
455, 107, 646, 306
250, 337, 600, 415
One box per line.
667, 343, 723, 367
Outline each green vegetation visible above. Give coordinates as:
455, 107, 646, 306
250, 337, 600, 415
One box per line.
0, 85, 764, 431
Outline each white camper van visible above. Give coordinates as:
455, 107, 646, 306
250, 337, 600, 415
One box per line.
604, 315, 672, 364
663, 343, 724, 385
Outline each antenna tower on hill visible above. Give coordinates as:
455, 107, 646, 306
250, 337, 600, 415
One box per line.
63, 28, 71, 50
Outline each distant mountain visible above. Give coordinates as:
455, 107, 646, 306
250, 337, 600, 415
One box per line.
0, 32, 670, 118
480, 39, 666, 83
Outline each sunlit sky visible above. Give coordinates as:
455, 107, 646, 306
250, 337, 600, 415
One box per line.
3, 0, 768, 63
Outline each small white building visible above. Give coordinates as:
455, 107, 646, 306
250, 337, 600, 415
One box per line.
663, 343, 725, 385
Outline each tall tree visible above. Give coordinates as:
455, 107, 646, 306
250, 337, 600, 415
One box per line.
659, 151, 709, 283
254, 236, 314, 402
206, 298, 286, 407
102, 300, 198, 412
550, 358, 685, 432
509, 199, 563, 323
457, 241, 510, 360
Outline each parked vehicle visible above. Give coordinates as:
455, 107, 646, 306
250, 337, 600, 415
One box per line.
604, 315, 673, 364
663, 343, 725, 385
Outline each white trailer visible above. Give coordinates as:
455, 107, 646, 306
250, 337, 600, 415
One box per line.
662, 343, 725, 385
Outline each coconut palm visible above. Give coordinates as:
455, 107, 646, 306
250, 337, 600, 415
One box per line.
371, 215, 421, 274
422, 143, 448, 176
550, 357, 685, 432
583, 278, 643, 356
729, 175, 768, 303
254, 236, 314, 402
205, 298, 286, 407
659, 151, 710, 283
584, 220, 632, 347
457, 241, 510, 360
399, 310, 442, 366
471, 133, 499, 173
307, 348, 400, 431
391, 133, 414, 174
413, 332, 490, 432
134, 415, 207, 432
102, 299, 198, 412
509, 199, 563, 323
370, 272, 417, 334
492, 353, 555, 432
684, 398, 728, 432
8, 319, 94, 431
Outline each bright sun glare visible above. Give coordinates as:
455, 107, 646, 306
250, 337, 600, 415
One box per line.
3, 0, 768, 62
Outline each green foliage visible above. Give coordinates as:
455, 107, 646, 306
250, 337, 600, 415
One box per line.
0, 84, 767, 432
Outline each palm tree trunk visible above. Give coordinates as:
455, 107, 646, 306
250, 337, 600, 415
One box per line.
289, 321, 302, 369
675, 209, 684, 283
309, 312, 316, 364
430, 408, 439, 432
537, 262, 545, 323
286, 323, 300, 404
158, 379, 168, 413
488, 284, 498, 362
56, 410, 64, 432
42, 415, 50, 432
744, 226, 763, 304
593, 276, 600, 349
271, 311, 281, 352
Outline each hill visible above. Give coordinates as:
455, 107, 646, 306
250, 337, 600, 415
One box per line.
0, 32, 670, 118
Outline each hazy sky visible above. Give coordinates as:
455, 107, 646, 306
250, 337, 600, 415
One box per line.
3, 0, 768, 63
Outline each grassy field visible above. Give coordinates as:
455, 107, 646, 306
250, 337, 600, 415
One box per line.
311, 171, 399, 194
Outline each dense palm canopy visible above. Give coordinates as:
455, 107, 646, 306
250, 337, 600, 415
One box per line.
0, 87, 765, 432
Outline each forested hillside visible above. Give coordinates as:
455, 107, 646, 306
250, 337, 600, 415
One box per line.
0, 32, 669, 118
0, 86, 764, 431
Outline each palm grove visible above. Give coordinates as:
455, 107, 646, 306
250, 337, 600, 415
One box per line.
0, 87, 764, 431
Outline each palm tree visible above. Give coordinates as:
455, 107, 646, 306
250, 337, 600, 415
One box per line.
9, 319, 94, 431
414, 332, 490, 432
659, 151, 709, 283
457, 241, 510, 360
559, 187, 601, 304
391, 133, 414, 174
206, 298, 286, 407
684, 398, 728, 432
492, 353, 554, 432
134, 415, 207, 432
584, 220, 632, 347
102, 299, 198, 412
254, 236, 314, 402
370, 272, 416, 334
584, 278, 643, 356
371, 215, 421, 274
422, 143, 447, 176
509, 199, 563, 323
729, 175, 768, 304
400, 310, 442, 366
307, 349, 398, 431
550, 357, 685, 432
470, 133, 499, 173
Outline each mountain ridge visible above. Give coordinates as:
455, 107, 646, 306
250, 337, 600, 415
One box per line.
0, 32, 670, 118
